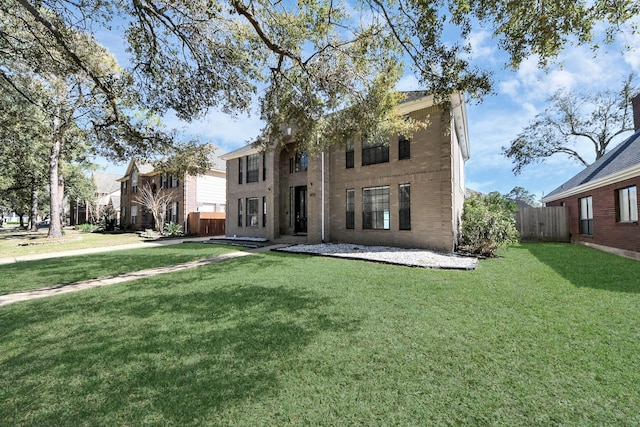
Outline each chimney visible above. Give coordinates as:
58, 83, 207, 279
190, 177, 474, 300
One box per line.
633, 92, 640, 131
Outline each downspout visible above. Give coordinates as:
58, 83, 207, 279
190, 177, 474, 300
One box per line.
321, 151, 325, 243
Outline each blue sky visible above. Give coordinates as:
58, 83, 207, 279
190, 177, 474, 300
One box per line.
95, 16, 640, 203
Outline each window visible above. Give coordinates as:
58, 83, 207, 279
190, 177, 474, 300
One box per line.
362, 136, 389, 166
345, 140, 354, 169
262, 154, 267, 181
131, 170, 138, 193
131, 205, 138, 225
170, 202, 178, 223
363, 186, 390, 230
294, 152, 308, 172
346, 189, 355, 229
579, 196, 593, 235
246, 198, 259, 227
171, 174, 179, 188
399, 135, 410, 160
238, 158, 243, 185
237, 199, 243, 227
122, 181, 127, 195
262, 196, 267, 227
399, 184, 411, 230
618, 186, 638, 223
121, 206, 126, 226
160, 174, 168, 189
246, 154, 259, 183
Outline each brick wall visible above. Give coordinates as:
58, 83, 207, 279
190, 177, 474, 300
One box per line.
546, 176, 640, 254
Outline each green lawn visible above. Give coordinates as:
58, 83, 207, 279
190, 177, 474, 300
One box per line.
0, 243, 239, 295
1, 243, 639, 425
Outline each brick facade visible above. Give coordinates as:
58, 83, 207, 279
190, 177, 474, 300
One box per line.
546, 176, 640, 254
223, 94, 468, 252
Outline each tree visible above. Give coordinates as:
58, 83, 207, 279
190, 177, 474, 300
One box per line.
2, 0, 637, 157
503, 75, 638, 174
135, 183, 175, 233
505, 187, 539, 207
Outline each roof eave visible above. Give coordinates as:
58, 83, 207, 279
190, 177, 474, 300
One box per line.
542, 164, 640, 203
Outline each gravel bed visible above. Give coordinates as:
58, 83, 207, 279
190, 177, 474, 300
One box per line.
275, 243, 477, 270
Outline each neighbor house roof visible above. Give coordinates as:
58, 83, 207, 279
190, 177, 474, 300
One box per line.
118, 151, 226, 182
92, 172, 121, 195
542, 130, 640, 203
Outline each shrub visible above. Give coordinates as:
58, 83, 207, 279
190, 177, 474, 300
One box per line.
75, 223, 100, 233
163, 222, 183, 237
459, 192, 519, 257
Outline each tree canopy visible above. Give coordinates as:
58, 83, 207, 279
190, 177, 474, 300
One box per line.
502, 75, 638, 174
2, 0, 638, 155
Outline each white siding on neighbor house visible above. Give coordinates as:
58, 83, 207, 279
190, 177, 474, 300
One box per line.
196, 174, 226, 208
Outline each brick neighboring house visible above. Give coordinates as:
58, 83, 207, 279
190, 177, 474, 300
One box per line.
541, 93, 640, 260
220, 91, 469, 252
70, 172, 121, 226
118, 155, 226, 233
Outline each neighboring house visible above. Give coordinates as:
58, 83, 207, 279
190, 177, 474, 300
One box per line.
220, 91, 469, 252
118, 154, 226, 233
541, 93, 640, 260
70, 172, 121, 226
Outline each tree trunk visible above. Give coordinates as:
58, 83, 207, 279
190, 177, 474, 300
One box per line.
29, 181, 39, 232
48, 109, 63, 238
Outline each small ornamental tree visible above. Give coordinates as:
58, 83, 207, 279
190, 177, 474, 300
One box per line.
135, 183, 174, 233
459, 192, 519, 257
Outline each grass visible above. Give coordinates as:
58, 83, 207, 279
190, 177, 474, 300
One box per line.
0, 243, 240, 295
1, 243, 640, 425
0, 227, 144, 258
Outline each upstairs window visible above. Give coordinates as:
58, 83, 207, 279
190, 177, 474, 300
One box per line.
238, 158, 243, 185
246, 154, 259, 183
160, 174, 168, 189
171, 174, 179, 188
294, 152, 308, 172
399, 135, 410, 160
579, 196, 593, 235
617, 186, 638, 223
345, 140, 354, 169
263, 153, 267, 181
131, 170, 138, 193
122, 181, 128, 195
362, 136, 389, 166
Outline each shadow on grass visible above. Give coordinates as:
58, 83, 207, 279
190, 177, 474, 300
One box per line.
524, 242, 640, 293
1, 257, 360, 425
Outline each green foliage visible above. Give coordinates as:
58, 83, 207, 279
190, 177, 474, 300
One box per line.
459, 192, 519, 257
506, 186, 539, 207
503, 74, 638, 174
75, 223, 100, 233
163, 222, 183, 237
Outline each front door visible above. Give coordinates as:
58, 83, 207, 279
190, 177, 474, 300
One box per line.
294, 185, 307, 234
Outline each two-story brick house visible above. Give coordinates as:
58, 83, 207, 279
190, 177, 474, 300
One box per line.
220, 91, 469, 252
118, 155, 226, 232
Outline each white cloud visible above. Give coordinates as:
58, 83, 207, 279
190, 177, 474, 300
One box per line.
465, 30, 497, 62
396, 74, 421, 91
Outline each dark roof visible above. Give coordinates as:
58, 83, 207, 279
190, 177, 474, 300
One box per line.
544, 130, 640, 199
399, 91, 431, 104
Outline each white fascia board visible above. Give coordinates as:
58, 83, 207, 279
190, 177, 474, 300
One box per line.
451, 92, 470, 161
219, 145, 260, 161
541, 164, 640, 203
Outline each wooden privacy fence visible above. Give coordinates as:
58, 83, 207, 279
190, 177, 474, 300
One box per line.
187, 212, 226, 236
515, 206, 570, 242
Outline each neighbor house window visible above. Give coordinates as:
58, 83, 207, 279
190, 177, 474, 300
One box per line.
618, 186, 638, 223
363, 186, 390, 230
399, 135, 410, 160
121, 206, 127, 226
399, 184, 411, 230
345, 140, 354, 169
171, 174, 179, 188
362, 136, 389, 166
131, 205, 138, 225
262, 196, 267, 227
346, 189, 355, 229
579, 196, 593, 235
237, 199, 243, 227
160, 174, 168, 189
246, 197, 259, 227
238, 158, 243, 184
131, 170, 138, 193
247, 154, 259, 183
122, 181, 127, 194
170, 202, 178, 223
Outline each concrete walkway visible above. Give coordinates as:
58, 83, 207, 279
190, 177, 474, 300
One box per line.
0, 240, 287, 307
